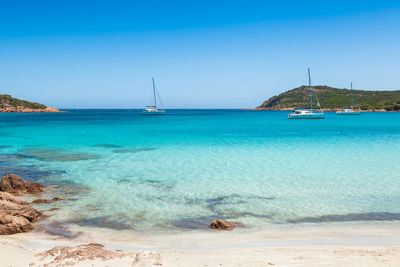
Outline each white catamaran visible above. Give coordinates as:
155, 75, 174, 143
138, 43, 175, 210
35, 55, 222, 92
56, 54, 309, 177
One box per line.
336, 82, 361, 115
141, 77, 166, 115
288, 69, 325, 119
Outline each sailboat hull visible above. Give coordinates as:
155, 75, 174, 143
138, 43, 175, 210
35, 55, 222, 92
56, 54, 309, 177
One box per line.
288, 113, 325, 119
141, 110, 166, 115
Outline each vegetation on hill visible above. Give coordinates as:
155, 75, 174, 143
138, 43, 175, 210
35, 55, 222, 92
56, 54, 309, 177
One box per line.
257, 86, 400, 111
0, 94, 47, 110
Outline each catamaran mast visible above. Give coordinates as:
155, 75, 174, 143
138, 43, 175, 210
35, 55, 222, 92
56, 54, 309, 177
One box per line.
308, 68, 312, 110
152, 77, 157, 108
351, 82, 353, 109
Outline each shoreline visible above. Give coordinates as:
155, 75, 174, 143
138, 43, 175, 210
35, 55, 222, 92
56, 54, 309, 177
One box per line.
252, 108, 397, 112
1, 222, 400, 266
0, 107, 63, 113
35, 221, 400, 248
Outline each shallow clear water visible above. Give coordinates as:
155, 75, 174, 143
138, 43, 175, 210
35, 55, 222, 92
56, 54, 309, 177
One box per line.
1, 110, 400, 233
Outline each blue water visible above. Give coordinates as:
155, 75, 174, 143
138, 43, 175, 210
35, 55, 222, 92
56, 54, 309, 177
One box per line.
1, 110, 400, 233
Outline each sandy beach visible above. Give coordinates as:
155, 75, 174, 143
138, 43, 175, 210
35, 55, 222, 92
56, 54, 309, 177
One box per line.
1, 223, 400, 266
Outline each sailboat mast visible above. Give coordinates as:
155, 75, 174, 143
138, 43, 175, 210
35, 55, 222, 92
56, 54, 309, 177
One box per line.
152, 77, 157, 108
308, 68, 312, 110
351, 82, 353, 109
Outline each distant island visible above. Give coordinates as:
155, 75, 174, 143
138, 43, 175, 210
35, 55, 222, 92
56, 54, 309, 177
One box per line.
256, 86, 400, 111
0, 94, 61, 113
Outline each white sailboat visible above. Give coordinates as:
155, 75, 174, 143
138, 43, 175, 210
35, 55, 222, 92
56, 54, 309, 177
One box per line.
141, 77, 166, 115
288, 69, 325, 119
336, 82, 361, 115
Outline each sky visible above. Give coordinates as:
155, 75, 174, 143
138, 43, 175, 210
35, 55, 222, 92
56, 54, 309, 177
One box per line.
0, 0, 399, 108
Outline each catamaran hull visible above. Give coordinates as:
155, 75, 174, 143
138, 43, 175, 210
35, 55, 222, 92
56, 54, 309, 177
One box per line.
288, 114, 325, 119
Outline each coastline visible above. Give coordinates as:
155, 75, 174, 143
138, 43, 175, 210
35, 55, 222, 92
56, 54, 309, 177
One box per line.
0, 107, 62, 113
252, 108, 393, 112
1, 222, 400, 266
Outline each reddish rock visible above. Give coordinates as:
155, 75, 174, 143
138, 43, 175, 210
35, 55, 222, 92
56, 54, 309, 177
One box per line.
0, 174, 44, 195
0, 191, 42, 235
210, 219, 235, 230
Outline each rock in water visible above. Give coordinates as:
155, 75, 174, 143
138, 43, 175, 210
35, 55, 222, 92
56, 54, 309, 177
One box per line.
32, 199, 52, 204
0, 174, 44, 194
210, 219, 235, 230
32, 197, 64, 204
0, 191, 42, 235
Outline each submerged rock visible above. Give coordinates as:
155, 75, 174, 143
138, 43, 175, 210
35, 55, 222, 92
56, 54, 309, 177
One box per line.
0, 174, 44, 195
36, 222, 82, 239
15, 148, 100, 162
67, 216, 134, 230
32, 197, 63, 204
210, 219, 235, 230
171, 216, 216, 230
0, 191, 42, 235
93, 144, 121, 148
32, 198, 52, 204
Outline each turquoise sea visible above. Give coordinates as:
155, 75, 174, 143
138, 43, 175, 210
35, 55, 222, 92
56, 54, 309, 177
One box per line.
1, 110, 400, 234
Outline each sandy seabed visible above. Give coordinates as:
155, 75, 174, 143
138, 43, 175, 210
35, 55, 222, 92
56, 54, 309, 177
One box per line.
1, 223, 400, 266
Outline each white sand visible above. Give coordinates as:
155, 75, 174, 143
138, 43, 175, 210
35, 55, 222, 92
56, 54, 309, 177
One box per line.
1, 223, 400, 266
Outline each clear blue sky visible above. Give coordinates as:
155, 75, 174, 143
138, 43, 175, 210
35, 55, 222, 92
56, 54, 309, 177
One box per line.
0, 0, 399, 108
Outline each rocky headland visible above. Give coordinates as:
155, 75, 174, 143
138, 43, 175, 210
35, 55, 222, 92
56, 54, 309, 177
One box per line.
256, 85, 400, 111
0, 94, 61, 113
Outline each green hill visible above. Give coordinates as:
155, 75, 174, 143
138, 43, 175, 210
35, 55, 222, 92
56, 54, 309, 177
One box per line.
257, 86, 400, 111
0, 94, 47, 110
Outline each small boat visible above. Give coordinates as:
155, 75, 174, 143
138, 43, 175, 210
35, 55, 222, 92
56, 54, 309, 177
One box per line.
336, 82, 361, 115
141, 77, 166, 115
288, 69, 324, 119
